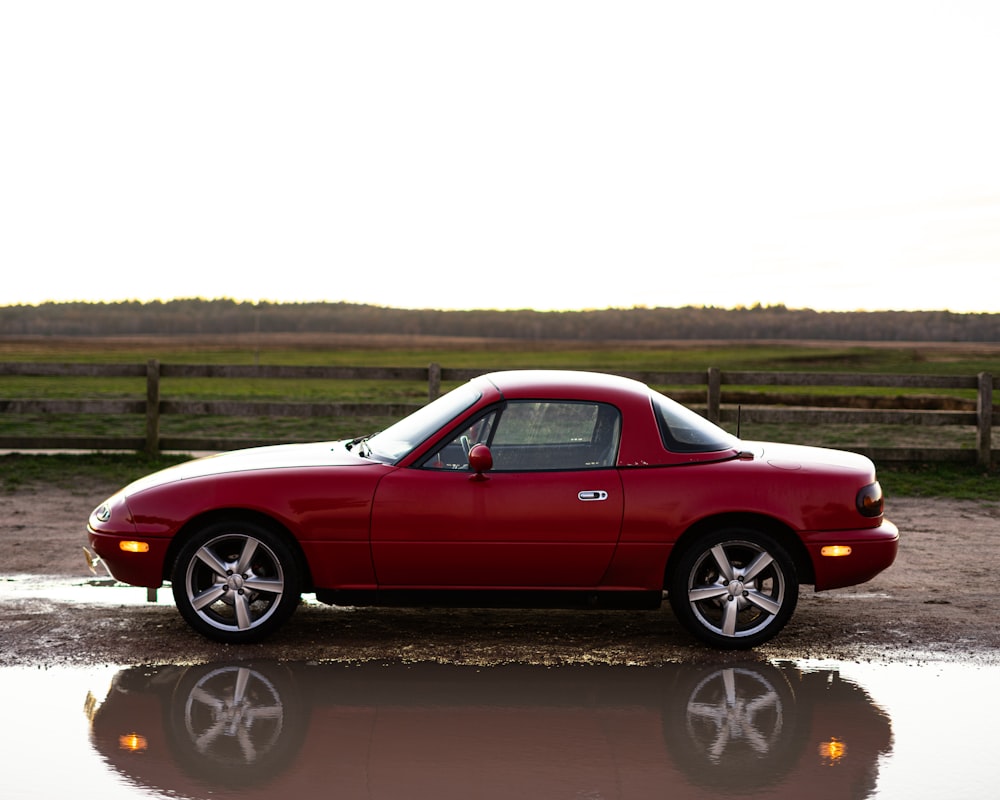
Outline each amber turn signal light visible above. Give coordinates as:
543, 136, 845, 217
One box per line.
119, 541, 150, 553
819, 738, 847, 764
118, 733, 148, 752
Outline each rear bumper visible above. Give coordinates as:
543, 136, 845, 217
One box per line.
804, 518, 899, 591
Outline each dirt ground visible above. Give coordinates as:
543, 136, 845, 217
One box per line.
2, 477, 998, 668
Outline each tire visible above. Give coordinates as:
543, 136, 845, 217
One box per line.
171, 520, 302, 644
668, 528, 798, 649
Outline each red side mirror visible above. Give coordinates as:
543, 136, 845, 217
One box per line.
468, 443, 493, 479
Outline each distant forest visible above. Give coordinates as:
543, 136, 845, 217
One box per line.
1, 299, 999, 342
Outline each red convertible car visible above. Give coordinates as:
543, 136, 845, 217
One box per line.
87, 370, 898, 649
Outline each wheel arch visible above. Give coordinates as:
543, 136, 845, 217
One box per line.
665, 512, 815, 588
162, 508, 315, 592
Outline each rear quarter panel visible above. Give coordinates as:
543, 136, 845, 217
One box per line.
610, 457, 883, 589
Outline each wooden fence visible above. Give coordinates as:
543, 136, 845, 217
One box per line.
0, 361, 996, 467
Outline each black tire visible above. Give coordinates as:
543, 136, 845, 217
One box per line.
171, 520, 302, 644
668, 528, 798, 649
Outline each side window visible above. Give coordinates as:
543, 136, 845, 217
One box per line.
423, 410, 498, 470
422, 402, 621, 471
491, 401, 620, 471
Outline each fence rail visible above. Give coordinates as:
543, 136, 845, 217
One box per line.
1, 361, 996, 467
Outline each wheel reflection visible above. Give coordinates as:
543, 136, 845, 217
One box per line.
181, 666, 285, 769
685, 667, 786, 763
88, 659, 891, 799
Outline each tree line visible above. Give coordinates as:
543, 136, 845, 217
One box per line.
1, 299, 998, 342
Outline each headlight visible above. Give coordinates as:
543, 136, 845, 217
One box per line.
856, 481, 883, 518
89, 493, 132, 531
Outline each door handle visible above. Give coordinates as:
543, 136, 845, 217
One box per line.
578, 490, 608, 501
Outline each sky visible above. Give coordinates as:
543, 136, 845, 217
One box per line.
2, 1, 1000, 314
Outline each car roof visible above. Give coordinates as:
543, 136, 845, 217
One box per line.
479, 369, 651, 400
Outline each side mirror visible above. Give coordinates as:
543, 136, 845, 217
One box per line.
468, 443, 493, 479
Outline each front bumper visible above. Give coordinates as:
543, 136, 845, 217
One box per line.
87, 528, 168, 589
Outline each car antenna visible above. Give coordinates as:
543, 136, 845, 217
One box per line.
737, 404, 742, 438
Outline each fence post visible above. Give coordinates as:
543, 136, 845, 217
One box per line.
707, 367, 721, 423
145, 359, 161, 457
428, 362, 442, 401
977, 371, 993, 469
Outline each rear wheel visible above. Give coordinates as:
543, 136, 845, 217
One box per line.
171, 520, 301, 643
669, 528, 798, 649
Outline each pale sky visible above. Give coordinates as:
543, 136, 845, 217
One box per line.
3, 1, 999, 313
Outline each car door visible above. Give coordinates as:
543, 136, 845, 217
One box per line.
370, 400, 624, 589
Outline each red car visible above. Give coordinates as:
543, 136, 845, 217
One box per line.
87, 370, 898, 648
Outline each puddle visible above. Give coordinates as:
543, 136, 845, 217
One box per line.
0, 574, 330, 607
0, 574, 177, 606
0, 658, 993, 798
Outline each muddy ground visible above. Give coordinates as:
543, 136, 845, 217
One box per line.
2, 478, 998, 668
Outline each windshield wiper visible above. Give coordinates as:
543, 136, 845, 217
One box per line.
345, 435, 374, 457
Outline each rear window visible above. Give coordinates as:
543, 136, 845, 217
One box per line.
651, 393, 739, 453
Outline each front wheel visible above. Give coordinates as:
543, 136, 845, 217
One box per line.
668, 528, 798, 649
171, 520, 302, 644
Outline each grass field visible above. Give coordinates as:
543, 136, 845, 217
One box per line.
1, 335, 997, 498
4, 331, 1000, 371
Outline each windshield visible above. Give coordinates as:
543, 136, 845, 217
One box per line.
651, 392, 739, 453
367, 382, 482, 463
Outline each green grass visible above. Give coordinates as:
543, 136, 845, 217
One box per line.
878, 463, 1000, 501
0, 375, 431, 402
721, 421, 996, 451
3, 341, 993, 399
2, 339, 998, 499
0, 452, 190, 492
0, 413, 400, 442
3, 339, 996, 373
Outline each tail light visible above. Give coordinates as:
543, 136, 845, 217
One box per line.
856, 482, 883, 518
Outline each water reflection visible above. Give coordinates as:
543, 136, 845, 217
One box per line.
87, 660, 891, 799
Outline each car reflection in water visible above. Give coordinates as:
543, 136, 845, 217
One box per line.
87, 660, 892, 800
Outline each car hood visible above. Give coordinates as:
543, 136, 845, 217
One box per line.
744, 440, 876, 474
122, 441, 374, 496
